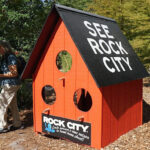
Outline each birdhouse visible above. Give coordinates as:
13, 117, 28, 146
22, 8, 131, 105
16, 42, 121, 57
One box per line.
21, 4, 149, 149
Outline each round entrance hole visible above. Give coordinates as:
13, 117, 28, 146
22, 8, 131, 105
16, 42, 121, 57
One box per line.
56, 50, 72, 72
73, 89, 92, 112
42, 85, 56, 105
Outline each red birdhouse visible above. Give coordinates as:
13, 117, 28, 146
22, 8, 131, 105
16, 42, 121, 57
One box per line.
21, 4, 149, 149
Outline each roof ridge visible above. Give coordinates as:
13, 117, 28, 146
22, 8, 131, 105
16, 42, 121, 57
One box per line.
55, 4, 116, 23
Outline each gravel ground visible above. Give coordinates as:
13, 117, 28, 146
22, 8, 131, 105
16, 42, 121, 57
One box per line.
0, 82, 150, 150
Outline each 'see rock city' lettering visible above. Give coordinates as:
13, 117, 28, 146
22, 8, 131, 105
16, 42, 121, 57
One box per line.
83, 20, 133, 73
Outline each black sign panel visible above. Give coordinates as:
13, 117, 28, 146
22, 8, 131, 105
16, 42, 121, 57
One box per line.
56, 5, 149, 87
42, 114, 91, 145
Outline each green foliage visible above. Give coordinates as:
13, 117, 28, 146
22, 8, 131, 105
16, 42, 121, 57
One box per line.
86, 0, 150, 70
17, 80, 32, 109
0, 0, 47, 59
56, 51, 72, 72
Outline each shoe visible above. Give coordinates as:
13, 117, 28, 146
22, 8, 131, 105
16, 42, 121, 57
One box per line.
9, 124, 25, 131
0, 128, 9, 133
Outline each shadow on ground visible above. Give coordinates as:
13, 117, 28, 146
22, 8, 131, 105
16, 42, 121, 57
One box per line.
143, 100, 150, 124
21, 110, 33, 128
143, 83, 150, 87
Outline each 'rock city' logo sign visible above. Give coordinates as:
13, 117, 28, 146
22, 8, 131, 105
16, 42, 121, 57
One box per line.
42, 114, 91, 145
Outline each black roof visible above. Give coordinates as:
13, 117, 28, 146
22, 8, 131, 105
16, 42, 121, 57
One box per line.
22, 4, 149, 87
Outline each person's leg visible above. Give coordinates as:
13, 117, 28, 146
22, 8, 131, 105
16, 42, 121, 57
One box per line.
9, 88, 21, 127
0, 86, 10, 130
0, 85, 21, 130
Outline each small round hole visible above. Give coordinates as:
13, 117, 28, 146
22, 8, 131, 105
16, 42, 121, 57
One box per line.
42, 85, 56, 105
56, 50, 72, 72
73, 89, 92, 112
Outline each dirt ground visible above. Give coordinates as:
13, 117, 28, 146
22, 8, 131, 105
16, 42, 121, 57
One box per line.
0, 81, 150, 150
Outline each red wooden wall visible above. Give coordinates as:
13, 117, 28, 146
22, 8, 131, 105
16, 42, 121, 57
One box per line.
101, 79, 142, 147
32, 18, 103, 149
